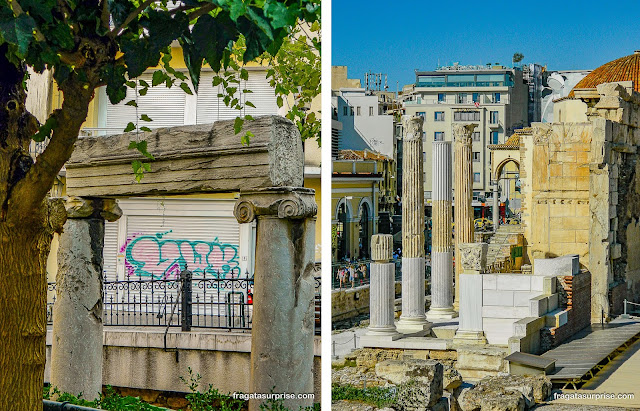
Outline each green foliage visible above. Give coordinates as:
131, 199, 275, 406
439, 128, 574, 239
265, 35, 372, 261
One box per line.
43, 385, 165, 410
179, 367, 245, 411
513, 52, 524, 64
331, 385, 397, 408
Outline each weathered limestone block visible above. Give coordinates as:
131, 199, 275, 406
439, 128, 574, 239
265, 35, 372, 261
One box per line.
67, 116, 304, 197
375, 359, 443, 408
442, 364, 463, 391
458, 375, 552, 411
459, 243, 488, 272
533, 254, 579, 277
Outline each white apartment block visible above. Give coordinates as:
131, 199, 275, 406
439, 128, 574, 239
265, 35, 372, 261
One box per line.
403, 65, 528, 200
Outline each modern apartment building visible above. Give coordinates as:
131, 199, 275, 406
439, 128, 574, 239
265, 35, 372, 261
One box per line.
403, 65, 528, 201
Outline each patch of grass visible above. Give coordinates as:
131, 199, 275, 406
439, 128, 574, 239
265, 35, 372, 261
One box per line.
43, 385, 165, 410
331, 385, 397, 408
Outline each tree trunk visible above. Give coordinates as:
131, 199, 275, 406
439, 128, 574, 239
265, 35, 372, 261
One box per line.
0, 214, 55, 409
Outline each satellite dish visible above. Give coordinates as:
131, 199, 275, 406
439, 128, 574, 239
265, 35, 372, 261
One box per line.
547, 73, 565, 92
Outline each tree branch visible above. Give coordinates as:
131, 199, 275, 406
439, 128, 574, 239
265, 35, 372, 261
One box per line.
109, 0, 155, 38
9, 81, 94, 216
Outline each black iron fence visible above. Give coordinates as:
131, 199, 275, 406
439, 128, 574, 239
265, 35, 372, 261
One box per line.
47, 269, 322, 334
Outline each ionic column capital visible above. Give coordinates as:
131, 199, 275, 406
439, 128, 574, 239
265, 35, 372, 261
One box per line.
402, 115, 424, 141
234, 187, 317, 224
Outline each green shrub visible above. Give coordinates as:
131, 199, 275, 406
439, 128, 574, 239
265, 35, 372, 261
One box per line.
331, 385, 397, 408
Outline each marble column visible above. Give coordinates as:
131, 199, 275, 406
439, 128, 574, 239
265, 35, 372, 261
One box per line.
365, 234, 400, 340
397, 116, 430, 334
453, 123, 477, 312
427, 141, 457, 320
453, 242, 488, 345
492, 180, 500, 230
50, 197, 122, 400
234, 187, 317, 411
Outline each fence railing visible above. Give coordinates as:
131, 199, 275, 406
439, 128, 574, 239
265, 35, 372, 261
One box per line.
331, 259, 403, 290
47, 270, 322, 334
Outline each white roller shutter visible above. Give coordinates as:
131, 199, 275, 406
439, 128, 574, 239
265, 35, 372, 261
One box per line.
105, 73, 186, 131
196, 70, 278, 124
103, 221, 119, 281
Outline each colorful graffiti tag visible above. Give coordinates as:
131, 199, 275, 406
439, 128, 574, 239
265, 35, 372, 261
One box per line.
121, 231, 240, 279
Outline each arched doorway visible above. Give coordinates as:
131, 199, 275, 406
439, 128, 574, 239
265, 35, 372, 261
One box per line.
336, 200, 352, 261
359, 202, 371, 260
494, 158, 521, 224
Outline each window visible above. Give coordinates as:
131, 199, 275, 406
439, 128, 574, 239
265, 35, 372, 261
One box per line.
491, 131, 499, 144
343, 106, 348, 116
357, 106, 361, 116
453, 111, 480, 121
472, 132, 480, 142
472, 93, 479, 103
434, 132, 445, 141
473, 152, 480, 162
423, 152, 427, 162
438, 93, 446, 102
369, 106, 374, 116
434, 111, 444, 121
473, 173, 481, 183
490, 111, 499, 124
416, 111, 426, 120
350, 107, 354, 116
457, 93, 468, 104
493, 92, 501, 103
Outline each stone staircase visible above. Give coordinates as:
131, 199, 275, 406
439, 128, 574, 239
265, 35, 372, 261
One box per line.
486, 224, 522, 268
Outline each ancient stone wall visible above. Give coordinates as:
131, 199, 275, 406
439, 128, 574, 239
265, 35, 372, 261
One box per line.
520, 83, 640, 321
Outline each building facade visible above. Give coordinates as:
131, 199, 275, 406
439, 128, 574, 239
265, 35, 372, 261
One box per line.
403, 65, 528, 201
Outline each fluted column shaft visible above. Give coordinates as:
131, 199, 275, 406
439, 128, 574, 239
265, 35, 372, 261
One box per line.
493, 181, 500, 230
367, 234, 400, 337
453, 123, 477, 312
397, 116, 430, 334
427, 141, 456, 319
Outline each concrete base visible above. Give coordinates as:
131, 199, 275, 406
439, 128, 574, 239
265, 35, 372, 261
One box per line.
396, 318, 432, 336
361, 336, 451, 350
426, 307, 459, 320
431, 325, 459, 340
360, 333, 403, 347
365, 326, 402, 340
453, 330, 488, 346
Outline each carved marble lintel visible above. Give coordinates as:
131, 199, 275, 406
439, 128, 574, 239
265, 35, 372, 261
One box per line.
234, 187, 317, 223
459, 242, 488, 272
453, 123, 478, 145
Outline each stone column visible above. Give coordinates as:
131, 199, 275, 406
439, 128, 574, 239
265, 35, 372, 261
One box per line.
50, 197, 122, 400
427, 141, 457, 319
453, 242, 488, 345
364, 234, 400, 340
397, 116, 430, 334
453, 123, 477, 312
234, 187, 317, 411
493, 180, 500, 230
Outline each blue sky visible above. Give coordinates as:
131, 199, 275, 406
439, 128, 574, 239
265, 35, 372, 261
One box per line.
332, 0, 640, 89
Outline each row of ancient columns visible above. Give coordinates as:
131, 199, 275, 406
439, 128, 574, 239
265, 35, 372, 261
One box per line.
367, 117, 478, 337
50, 188, 317, 411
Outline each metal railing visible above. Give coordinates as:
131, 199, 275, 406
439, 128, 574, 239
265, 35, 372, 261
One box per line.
331, 259, 403, 290
48, 270, 322, 334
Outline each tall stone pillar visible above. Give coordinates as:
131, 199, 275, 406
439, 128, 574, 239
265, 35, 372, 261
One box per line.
427, 141, 457, 319
493, 180, 500, 230
397, 116, 430, 334
364, 234, 400, 340
235, 187, 317, 411
453, 242, 488, 345
453, 123, 477, 312
50, 197, 122, 400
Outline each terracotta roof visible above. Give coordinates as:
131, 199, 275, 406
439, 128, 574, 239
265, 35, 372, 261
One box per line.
488, 133, 520, 150
568, 51, 640, 97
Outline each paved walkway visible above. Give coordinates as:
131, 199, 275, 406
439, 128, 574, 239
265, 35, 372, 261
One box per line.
549, 337, 640, 408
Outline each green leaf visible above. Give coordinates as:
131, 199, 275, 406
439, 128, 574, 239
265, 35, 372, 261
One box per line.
140, 114, 153, 122
191, 13, 238, 73
102, 64, 128, 104
0, 13, 36, 57
139, 87, 148, 96
125, 100, 138, 107
124, 122, 136, 132
245, 101, 256, 108
139, 79, 150, 88
152, 70, 166, 86
32, 116, 57, 142
140, 126, 152, 132
264, 0, 295, 29
180, 37, 203, 93
245, 114, 254, 121
241, 130, 253, 146
233, 117, 244, 134
276, 95, 283, 107
240, 68, 249, 81
180, 82, 193, 95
